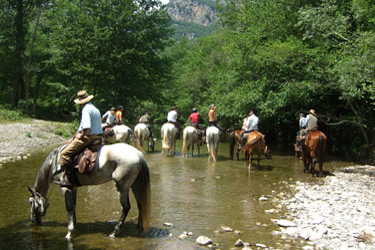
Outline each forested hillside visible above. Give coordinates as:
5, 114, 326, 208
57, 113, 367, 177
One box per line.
1, 0, 374, 160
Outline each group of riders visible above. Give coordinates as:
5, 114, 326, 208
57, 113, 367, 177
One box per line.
56, 89, 319, 188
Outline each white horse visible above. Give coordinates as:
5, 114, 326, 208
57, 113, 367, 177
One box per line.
206, 126, 220, 162
134, 123, 155, 152
161, 123, 177, 155
27, 143, 151, 239
181, 126, 200, 157
103, 124, 145, 153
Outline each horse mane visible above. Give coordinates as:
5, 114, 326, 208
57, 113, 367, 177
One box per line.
34, 147, 60, 196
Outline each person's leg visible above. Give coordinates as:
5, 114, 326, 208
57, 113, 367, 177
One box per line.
58, 136, 90, 187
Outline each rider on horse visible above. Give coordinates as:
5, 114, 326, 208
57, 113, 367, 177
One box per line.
139, 111, 154, 138
57, 90, 103, 188
296, 109, 318, 151
190, 108, 204, 143
297, 113, 307, 136
116, 105, 123, 124
101, 106, 119, 129
239, 109, 259, 149
167, 106, 182, 137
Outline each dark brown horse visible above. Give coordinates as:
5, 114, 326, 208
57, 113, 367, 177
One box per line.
229, 129, 243, 160
242, 131, 271, 167
301, 130, 327, 177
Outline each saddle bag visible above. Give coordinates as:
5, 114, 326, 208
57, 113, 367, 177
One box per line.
73, 138, 102, 175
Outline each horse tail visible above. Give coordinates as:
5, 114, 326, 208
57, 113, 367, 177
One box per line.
229, 131, 235, 160
181, 129, 188, 157
318, 135, 323, 168
130, 129, 146, 154
136, 129, 143, 146
207, 131, 218, 162
133, 158, 151, 232
162, 128, 170, 150
243, 134, 262, 152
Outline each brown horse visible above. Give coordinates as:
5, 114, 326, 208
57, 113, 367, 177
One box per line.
242, 131, 271, 167
229, 129, 244, 160
301, 130, 327, 177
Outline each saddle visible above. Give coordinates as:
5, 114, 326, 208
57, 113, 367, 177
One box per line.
73, 138, 103, 175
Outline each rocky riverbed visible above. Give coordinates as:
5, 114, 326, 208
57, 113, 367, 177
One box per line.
0, 119, 66, 166
271, 165, 375, 250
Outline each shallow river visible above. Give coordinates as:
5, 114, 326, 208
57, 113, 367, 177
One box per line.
0, 141, 354, 250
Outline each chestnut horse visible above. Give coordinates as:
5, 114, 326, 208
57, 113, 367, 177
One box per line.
301, 130, 327, 177
242, 131, 271, 167
229, 129, 248, 160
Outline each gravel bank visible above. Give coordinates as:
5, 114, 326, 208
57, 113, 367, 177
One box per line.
273, 165, 375, 250
0, 119, 66, 165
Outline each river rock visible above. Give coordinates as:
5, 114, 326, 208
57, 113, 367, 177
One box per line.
234, 239, 243, 246
220, 226, 233, 232
276, 219, 296, 227
196, 236, 212, 245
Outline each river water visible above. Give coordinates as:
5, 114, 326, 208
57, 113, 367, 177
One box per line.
0, 141, 354, 250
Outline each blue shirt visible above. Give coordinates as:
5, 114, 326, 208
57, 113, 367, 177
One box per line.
79, 102, 103, 135
299, 117, 307, 129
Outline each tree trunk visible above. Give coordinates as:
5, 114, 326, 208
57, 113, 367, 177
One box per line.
11, 0, 25, 108
25, 7, 42, 113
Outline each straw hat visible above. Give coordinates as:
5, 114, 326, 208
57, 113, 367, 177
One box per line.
74, 90, 94, 104
171, 106, 177, 110
309, 109, 316, 115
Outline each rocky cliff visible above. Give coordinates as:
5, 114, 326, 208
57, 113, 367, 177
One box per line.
167, 0, 217, 27
166, 0, 217, 39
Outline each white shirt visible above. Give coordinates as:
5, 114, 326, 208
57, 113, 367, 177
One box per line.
167, 110, 177, 122
102, 111, 118, 126
245, 114, 259, 131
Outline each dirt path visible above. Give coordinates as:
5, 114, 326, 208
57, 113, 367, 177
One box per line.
0, 119, 66, 166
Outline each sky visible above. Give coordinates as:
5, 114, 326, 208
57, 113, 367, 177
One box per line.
160, 0, 170, 4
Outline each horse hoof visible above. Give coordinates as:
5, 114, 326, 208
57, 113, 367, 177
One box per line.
109, 233, 116, 238
65, 231, 73, 240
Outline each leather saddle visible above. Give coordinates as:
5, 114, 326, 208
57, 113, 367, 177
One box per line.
73, 138, 103, 175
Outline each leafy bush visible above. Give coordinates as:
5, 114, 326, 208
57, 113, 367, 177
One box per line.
0, 105, 29, 122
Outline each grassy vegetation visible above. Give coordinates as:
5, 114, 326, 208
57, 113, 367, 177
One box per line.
0, 105, 78, 139
0, 105, 30, 123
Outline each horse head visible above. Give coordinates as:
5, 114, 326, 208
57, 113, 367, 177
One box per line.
263, 145, 272, 159
28, 185, 49, 225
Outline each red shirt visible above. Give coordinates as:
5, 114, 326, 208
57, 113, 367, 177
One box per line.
190, 112, 199, 124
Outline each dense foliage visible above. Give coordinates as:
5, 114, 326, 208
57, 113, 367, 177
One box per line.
161, 0, 375, 160
1, 0, 374, 160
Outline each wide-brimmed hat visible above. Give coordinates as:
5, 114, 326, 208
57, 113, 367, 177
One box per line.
299, 113, 305, 117
110, 107, 116, 111
192, 108, 197, 112
74, 90, 94, 104
210, 104, 215, 107
171, 106, 177, 110
309, 109, 316, 115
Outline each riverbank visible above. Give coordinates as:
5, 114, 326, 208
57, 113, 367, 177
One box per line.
0, 119, 66, 166
271, 165, 375, 249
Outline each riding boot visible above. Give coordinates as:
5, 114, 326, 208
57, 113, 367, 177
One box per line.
58, 165, 73, 188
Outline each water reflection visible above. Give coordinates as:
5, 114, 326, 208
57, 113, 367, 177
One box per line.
0, 142, 356, 249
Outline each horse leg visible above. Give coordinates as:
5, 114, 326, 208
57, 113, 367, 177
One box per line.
62, 187, 76, 239
236, 147, 240, 161
110, 182, 131, 237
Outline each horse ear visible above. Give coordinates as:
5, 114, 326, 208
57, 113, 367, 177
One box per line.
27, 185, 36, 197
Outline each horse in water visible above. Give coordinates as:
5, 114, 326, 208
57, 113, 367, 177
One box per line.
134, 123, 155, 152
181, 126, 201, 157
300, 130, 327, 177
161, 123, 177, 155
206, 126, 220, 162
27, 143, 151, 239
229, 129, 247, 160
103, 124, 145, 153
242, 131, 271, 167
